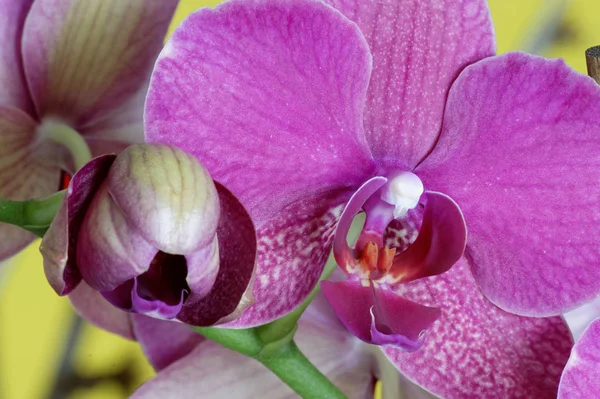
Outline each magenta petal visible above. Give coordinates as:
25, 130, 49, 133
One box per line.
334, 177, 388, 274
22, 0, 177, 127
385, 258, 572, 398
558, 318, 600, 399
41, 155, 115, 295
69, 281, 133, 339
131, 315, 203, 371
324, 0, 495, 168
322, 279, 440, 350
223, 190, 348, 327
145, 0, 375, 224
418, 52, 600, 316
384, 191, 466, 284
176, 183, 256, 326
0, 0, 33, 111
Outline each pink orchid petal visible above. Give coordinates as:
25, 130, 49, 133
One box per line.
322, 279, 440, 350
385, 258, 572, 398
223, 190, 348, 327
68, 280, 134, 339
0, 224, 34, 262
0, 106, 60, 260
22, 0, 177, 127
0, 0, 33, 111
384, 191, 466, 284
132, 297, 375, 399
324, 0, 495, 168
563, 297, 600, 341
417, 52, 600, 316
80, 81, 150, 149
177, 183, 256, 326
145, 0, 375, 225
76, 182, 158, 291
334, 177, 388, 275
558, 318, 600, 399
131, 315, 204, 371
40, 155, 115, 295
84, 137, 137, 158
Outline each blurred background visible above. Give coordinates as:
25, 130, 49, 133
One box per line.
1, 0, 599, 398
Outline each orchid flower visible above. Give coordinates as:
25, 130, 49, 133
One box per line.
0, 0, 178, 260
40, 144, 257, 326
139, 0, 600, 395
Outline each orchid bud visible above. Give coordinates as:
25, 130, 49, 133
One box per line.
77, 144, 220, 319
41, 144, 256, 325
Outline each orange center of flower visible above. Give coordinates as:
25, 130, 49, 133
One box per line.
358, 241, 396, 280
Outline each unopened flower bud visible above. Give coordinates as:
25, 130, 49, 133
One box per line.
41, 144, 256, 325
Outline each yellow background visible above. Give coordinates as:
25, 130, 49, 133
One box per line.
1, 0, 599, 398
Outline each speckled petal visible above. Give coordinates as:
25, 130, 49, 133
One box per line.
417, 53, 600, 316
22, 0, 177, 127
69, 280, 134, 339
40, 155, 115, 295
132, 295, 375, 399
0, 107, 60, 260
385, 258, 572, 398
131, 315, 204, 371
145, 0, 375, 225
0, 0, 33, 111
324, 0, 495, 168
558, 318, 600, 399
223, 189, 348, 327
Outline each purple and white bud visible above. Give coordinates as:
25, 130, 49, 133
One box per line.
41, 144, 256, 325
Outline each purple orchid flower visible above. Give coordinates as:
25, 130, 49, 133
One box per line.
139, 0, 600, 395
0, 0, 178, 260
40, 144, 257, 326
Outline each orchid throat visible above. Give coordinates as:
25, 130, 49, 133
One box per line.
336, 172, 430, 284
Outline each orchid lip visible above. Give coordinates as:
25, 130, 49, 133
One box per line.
131, 278, 187, 320
334, 173, 466, 288
100, 251, 191, 320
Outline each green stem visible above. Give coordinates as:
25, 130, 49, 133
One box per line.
194, 326, 263, 358
193, 326, 347, 399
0, 190, 65, 237
260, 340, 347, 399
44, 122, 92, 170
